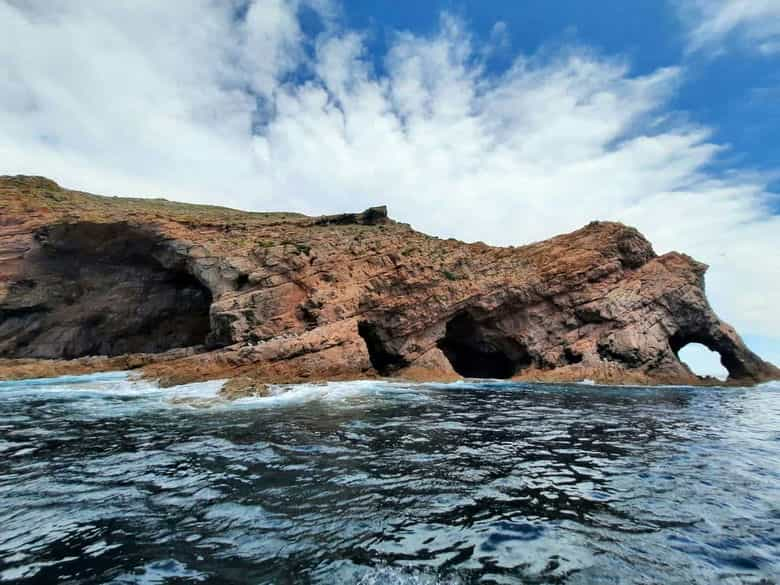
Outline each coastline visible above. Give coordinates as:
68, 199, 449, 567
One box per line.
2, 176, 778, 389
0, 349, 761, 394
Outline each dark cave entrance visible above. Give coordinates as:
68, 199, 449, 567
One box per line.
669, 332, 736, 380
358, 321, 409, 375
437, 312, 531, 379
0, 222, 214, 359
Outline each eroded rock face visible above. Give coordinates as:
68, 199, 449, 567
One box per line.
0, 221, 213, 358
1, 175, 778, 386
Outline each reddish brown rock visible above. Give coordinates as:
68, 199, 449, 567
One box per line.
0, 175, 777, 386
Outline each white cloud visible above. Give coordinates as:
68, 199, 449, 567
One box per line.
242, 0, 308, 96
0, 1, 778, 353
679, 0, 780, 54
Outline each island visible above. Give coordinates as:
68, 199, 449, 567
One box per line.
1, 175, 777, 389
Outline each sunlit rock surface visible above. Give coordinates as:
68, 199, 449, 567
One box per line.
1, 175, 777, 386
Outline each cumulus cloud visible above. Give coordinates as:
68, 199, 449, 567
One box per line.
0, 0, 778, 349
678, 0, 780, 54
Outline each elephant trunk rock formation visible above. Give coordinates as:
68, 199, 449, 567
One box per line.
1, 175, 777, 387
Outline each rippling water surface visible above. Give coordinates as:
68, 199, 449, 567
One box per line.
1, 374, 779, 584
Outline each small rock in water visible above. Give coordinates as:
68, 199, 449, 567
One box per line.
218, 377, 271, 400
167, 396, 226, 408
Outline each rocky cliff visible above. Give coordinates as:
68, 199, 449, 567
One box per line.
1, 175, 777, 387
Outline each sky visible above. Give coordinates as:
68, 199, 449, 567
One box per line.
1, 0, 778, 376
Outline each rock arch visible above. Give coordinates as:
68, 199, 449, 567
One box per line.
668, 330, 751, 381
676, 342, 728, 380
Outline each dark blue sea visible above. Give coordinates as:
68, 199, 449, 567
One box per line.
1, 374, 778, 584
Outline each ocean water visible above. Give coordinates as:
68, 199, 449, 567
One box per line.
0, 374, 779, 584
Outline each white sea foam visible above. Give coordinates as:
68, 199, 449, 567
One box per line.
221, 379, 425, 410
757, 380, 780, 391
0, 373, 424, 413
0, 372, 225, 400
0, 371, 129, 389
354, 566, 462, 585
0, 372, 227, 419
2, 372, 775, 418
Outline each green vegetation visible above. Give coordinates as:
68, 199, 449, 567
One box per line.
282, 240, 311, 255
1, 175, 306, 224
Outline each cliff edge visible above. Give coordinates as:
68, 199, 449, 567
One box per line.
1, 176, 777, 387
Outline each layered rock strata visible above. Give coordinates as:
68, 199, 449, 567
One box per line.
1, 175, 777, 387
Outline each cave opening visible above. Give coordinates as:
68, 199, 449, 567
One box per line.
0, 222, 214, 359
437, 312, 530, 379
677, 343, 728, 380
358, 321, 408, 375
669, 332, 734, 380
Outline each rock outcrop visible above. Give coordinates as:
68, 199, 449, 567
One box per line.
1, 175, 777, 386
